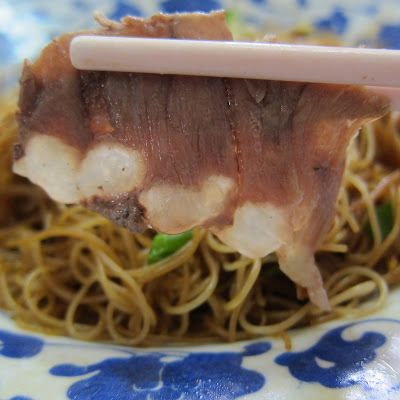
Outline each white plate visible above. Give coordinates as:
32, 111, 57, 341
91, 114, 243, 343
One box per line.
2, 290, 400, 400
1, 1, 400, 399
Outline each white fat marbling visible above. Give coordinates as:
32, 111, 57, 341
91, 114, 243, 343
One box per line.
213, 202, 290, 259
13, 134, 145, 203
139, 175, 235, 233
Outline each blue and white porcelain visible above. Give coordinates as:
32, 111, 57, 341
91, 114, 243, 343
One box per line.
1, 1, 400, 399
2, 294, 400, 400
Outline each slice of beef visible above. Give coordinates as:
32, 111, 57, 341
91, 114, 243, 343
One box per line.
13, 11, 390, 310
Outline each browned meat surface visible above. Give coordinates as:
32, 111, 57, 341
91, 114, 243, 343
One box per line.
13, 11, 390, 310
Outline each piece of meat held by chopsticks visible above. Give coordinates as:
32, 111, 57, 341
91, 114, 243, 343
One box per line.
13, 11, 391, 311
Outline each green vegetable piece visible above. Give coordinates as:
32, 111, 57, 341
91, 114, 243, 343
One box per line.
365, 201, 394, 240
147, 230, 193, 265
225, 10, 237, 24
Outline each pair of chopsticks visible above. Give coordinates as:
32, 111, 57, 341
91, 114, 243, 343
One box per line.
70, 36, 400, 110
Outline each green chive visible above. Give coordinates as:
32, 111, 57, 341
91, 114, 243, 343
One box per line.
365, 201, 394, 240
147, 230, 193, 265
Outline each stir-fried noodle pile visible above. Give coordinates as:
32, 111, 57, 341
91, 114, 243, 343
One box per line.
1, 95, 400, 347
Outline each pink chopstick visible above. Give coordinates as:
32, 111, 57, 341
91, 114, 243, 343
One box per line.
70, 36, 400, 109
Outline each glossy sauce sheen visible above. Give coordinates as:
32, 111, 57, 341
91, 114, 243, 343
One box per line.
13, 11, 390, 309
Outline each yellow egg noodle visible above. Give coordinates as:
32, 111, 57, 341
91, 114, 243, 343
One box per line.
0, 91, 399, 347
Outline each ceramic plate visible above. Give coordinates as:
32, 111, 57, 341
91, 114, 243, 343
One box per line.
1, 1, 400, 399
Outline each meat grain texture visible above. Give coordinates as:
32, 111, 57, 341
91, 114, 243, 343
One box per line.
13, 11, 390, 310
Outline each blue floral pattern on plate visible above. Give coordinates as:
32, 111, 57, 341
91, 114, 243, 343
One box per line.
50, 342, 270, 400
275, 322, 387, 389
8, 397, 34, 400
1, 318, 400, 399
0, 329, 43, 400
0, 329, 44, 359
160, 0, 221, 13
